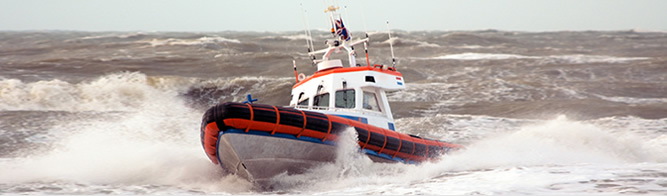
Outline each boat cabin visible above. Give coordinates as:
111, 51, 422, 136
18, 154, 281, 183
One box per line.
289, 5, 405, 130
290, 60, 405, 130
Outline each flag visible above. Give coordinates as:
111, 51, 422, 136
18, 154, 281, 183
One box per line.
335, 19, 350, 41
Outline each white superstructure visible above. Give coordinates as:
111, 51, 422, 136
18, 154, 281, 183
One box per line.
289, 5, 405, 131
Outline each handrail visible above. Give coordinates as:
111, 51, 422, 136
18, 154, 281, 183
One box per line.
291, 105, 386, 117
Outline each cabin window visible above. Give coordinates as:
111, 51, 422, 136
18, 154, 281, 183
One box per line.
313, 93, 330, 107
363, 91, 381, 112
335, 89, 355, 108
298, 98, 309, 106
297, 92, 308, 106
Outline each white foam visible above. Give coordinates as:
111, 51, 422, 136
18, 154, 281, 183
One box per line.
0, 72, 182, 112
455, 45, 499, 49
422, 53, 650, 63
431, 115, 667, 173
143, 36, 240, 47
278, 34, 313, 40
431, 53, 536, 60
595, 94, 667, 105
387, 79, 533, 108
0, 73, 292, 112
382, 37, 440, 48
73, 32, 148, 41
588, 116, 667, 161
272, 115, 667, 194
0, 72, 253, 193
544, 54, 651, 64
411, 40, 440, 48
395, 114, 529, 143
268, 128, 376, 190
439, 116, 664, 171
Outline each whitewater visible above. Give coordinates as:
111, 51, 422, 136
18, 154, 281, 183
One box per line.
0, 30, 665, 194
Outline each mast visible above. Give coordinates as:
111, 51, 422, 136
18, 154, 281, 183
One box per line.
386, 21, 397, 68
309, 4, 369, 69
300, 4, 316, 65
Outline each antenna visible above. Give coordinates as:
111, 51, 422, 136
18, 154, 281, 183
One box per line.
300, 4, 314, 55
360, 0, 369, 34
359, 0, 370, 66
343, 5, 350, 34
386, 21, 396, 68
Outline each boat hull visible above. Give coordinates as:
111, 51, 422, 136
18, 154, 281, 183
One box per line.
200, 102, 461, 186
216, 130, 336, 187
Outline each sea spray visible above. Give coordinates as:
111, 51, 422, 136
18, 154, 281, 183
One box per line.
276, 115, 667, 194
0, 72, 254, 193
267, 127, 373, 190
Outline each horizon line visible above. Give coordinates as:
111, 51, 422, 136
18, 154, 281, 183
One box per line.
2, 28, 666, 34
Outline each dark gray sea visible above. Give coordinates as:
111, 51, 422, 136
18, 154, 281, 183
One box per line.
0, 30, 666, 194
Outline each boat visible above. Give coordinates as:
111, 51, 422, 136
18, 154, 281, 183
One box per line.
199, 4, 461, 188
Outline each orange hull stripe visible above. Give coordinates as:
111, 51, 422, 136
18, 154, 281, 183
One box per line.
245, 104, 254, 132
203, 122, 220, 164
212, 109, 461, 162
271, 105, 280, 135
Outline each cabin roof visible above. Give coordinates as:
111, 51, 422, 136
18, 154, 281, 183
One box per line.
292, 65, 402, 89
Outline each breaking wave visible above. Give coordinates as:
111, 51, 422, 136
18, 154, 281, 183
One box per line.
0, 72, 292, 112
267, 116, 667, 194
421, 53, 651, 64
142, 36, 241, 47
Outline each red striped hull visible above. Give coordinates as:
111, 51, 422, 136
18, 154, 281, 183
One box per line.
200, 102, 461, 185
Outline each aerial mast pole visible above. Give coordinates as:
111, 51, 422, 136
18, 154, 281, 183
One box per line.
300, 4, 315, 65
386, 21, 396, 68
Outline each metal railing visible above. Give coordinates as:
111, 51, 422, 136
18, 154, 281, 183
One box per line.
291, 105, 386, 117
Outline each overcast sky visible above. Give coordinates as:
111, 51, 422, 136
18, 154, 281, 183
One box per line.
1, 0, 666, 32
